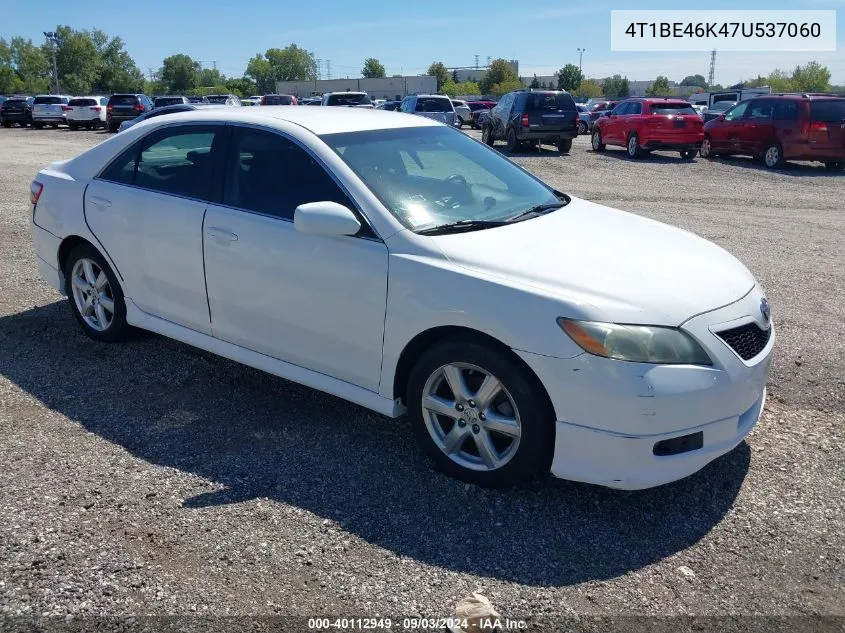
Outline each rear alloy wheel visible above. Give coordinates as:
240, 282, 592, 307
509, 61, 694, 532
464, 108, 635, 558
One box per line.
591, 129, 605, 151
680, 149, 696, 160
627, 133, 641, 158
558, 138, 573, 153
505, 128, 518, 153
65, 244, 131, 343
482, 126, 495, 146
408, 341, 553, 487
577, 120, 588, 135
762, 142, 784, 169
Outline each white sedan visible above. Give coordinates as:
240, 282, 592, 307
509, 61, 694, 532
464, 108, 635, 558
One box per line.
29, 107, 774, 489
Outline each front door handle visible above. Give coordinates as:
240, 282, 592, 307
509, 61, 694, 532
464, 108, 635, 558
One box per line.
205, 227, 238, 241
88, 196, 112, 208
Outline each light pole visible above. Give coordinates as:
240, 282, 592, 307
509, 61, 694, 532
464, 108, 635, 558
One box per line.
43, 31, 60, 94
577, 48, 586, 76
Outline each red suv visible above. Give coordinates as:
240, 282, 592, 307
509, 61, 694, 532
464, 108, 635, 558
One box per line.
700, 94, 845, 169
591, 98, 704, 159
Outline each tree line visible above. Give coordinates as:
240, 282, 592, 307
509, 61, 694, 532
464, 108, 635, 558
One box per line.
2, 30, 838, 100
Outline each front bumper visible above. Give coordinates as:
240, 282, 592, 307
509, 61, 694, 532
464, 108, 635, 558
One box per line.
517, 285, 774, 489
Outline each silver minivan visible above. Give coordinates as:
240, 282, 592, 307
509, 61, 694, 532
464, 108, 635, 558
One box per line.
399, 94, 458, 127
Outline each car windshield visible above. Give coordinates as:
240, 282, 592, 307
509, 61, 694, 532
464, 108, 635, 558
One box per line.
810, 100, 845, 122
526, 93, 575, 111
34, 96, 63, 105
263, 95, 294, 105
323, 126, 563, 232
155, 97, 184, 107
651, 103, 697, 115
415, 97, 452, 113
326, 93, 371, 106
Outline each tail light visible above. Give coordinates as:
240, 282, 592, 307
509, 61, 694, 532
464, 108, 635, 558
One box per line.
90, 106, 102, 112
30, 181, 44, 206
810, 120, 829, 133
521, 113, 530, 127
107, 104, 114, 111
133, 103, 144, 112
61, 105, 71, 112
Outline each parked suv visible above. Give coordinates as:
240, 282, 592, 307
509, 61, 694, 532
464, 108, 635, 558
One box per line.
482, 90, 579, 153
66, 96, 109, 130
0, 96, 35, 127
399, 94, 457, 126
31, 95, 72, 128
154, 96, 191, 108
321, 92, 373, 108
106, 94, 154, 132
700, 94, 845, 169
591, 98, 704, 159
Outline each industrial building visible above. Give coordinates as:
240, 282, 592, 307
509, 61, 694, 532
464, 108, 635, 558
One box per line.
275, 76, 437, 100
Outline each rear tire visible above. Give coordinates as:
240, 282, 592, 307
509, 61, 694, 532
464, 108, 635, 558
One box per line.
407, 340, 554, 488
505, 127, 517, 153
51, 123, 59, 129
108, 122, 118, 133
69, 123, 78, 131
558, 138, 572, 153
457, 116, 465, 128
680, 149, 695, 160
626, 133, 641, 158
699, 136, 717, 158
577, 120, 588, 135
1, 121, 10, 128
762, 142, 784, 169
64, 244, 131, 343
591, 129, 605, 151
34, 122, 44, 129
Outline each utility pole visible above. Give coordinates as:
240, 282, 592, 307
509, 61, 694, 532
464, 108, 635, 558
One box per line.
577, 48, 586, 75
212, 61, 217, 71
474, 54, 479, 69
43, 31, 60, 94
148, 68, 155, 82
326, 60, 332, 80
708, 49, 717, 87
316, 58, 322, 80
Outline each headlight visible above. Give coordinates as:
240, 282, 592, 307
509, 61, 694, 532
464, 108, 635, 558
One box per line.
557, 318, 712, 365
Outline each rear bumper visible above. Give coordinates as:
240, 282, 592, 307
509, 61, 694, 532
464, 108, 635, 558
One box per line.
30, 221, 64, 294
32, 115, 66, 123
518, 130, 578, 141
642, 139, 703, 150
108, 114, 141, 123
1, 113, 32, 122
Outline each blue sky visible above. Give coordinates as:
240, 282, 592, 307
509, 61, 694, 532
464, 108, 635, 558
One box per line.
4, 0, 843, 84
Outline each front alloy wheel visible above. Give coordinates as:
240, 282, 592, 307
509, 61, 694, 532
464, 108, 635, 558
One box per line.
591, 129, 605, 151
627, 134, 641, 158
407, 341, 554, 487
763, 143, 783, 168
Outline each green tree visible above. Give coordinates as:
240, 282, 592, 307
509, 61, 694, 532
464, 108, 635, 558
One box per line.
441, 80, 460, 96
602, 74, 630, 98
361, 57, 386, 78
93, 34, 144, 93
426, 61, 449, 90
225, 76, 257, 98
481, 59, 518, 94
577, 79, 603, 98
489, 79, 523, 98
452, 69, 459, 83
530, 74, 540, 89
645, 75, 671, 96
8, 37, 50, 93
199, 67, 225, 87
791, 61, 830, 92
0, 39, 25, 93
557, 63, 583, 91
680, 74, 708, 88
48, 26, 103, 94
159, 54, 201, 93
460, 80, 481, 96
246, 44, 317, 93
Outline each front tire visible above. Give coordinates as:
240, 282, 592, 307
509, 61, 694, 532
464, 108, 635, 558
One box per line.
457, 116, 465, 128
64, 244, 131, 343
762, 142, 784, 169
69, 122, 78, 131
407, 341, 554, 488
680, 149, 696, 160
482, 125, 495, 146
700, 135, 716, 158
591, 129, 605, 151
626, 133, 641, 158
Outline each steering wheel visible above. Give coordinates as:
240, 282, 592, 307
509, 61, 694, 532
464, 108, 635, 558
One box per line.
445, 174, 468, 188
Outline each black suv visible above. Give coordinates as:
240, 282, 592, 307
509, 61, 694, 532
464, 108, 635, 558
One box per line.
106, 93, 154, 132
1, 96, 34, 127
482, 90, 579, 153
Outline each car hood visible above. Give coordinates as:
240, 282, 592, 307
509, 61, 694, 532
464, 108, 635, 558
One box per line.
428, 197, 755, 325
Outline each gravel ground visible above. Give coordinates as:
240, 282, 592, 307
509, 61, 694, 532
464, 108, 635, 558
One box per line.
0, 126, 843, 629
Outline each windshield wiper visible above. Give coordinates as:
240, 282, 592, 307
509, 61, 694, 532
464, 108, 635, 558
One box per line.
416, 219, 510, 236
506, 202, 565, 223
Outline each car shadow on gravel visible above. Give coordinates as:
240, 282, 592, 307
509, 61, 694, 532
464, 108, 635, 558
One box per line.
592, 148, 700, 164
704, 155, 844, 177
0, 302, 750, 587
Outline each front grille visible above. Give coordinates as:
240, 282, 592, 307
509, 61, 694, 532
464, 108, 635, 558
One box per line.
716, 322, 771, 360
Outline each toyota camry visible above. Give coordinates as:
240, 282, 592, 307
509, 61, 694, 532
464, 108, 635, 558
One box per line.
29, 107, 774, 489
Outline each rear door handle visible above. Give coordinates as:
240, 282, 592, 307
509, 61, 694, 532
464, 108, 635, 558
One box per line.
88, 196, 112, 208
205, 227, 238, 241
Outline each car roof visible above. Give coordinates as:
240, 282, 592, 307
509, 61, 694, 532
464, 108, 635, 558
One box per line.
133, 106, 440, 135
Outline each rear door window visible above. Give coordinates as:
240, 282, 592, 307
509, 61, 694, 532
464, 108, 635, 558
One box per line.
773, 101, 800, 121
135, 126, 223, 200
810, 100, 845, 122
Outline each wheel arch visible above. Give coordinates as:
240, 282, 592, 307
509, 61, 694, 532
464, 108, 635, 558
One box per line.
391, 325, 554, 417
57, 235, 118, 294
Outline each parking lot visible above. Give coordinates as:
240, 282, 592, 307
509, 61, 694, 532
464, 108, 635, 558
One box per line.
1, 125, 843, 621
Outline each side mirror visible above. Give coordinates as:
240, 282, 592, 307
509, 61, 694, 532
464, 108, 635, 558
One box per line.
718, 114, 726, 121
294, 201, 361, 237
